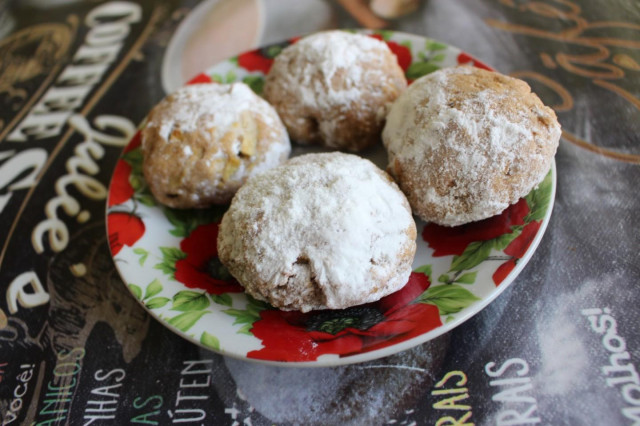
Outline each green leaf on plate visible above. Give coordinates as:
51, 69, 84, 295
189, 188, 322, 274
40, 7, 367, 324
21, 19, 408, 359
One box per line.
211, 74, 224, 84
493, 226, 522, 251
375, 29, 393, 40
137, 194, 157, 207
425, 40, 448, 51
418, 284, 480, 315
172, 290, 210, 312
146, 297, 170, 309
450, 240, 493, 272
163, 209, 193, 238
525, 170, 553, 223
438, 274, 450, 284
154, 247, 186, 277
144, 278, 163, 300
200, 331, 220, 351
163, 207, 225, 238
122, 148, 143, 173
414, 264, 433, 283
128, 284, 142, 300
225, 70, 237, 83
454, 271, 478, 285
133, 248, 149, 266
430, 53, 446, 63
243, 75, 265, 95
406, 62, 440, 80
122, 148, 155, 204
224, 309, 256, 336
265, 45, 283, 58
168, 311, 208, 332
223, 296, 270, 336
128, 174, 144, 192
413, 264, 432, 277
211, 293, 233, 307
246, 296, 271, 317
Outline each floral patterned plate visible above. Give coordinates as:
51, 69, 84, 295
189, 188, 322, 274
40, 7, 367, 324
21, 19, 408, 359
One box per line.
107, 30, 556, 366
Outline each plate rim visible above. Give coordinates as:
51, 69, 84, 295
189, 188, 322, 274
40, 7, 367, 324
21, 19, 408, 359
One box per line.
108, 29, 556, 367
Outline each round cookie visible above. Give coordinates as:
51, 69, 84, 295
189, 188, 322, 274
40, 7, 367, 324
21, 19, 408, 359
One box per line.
383, 66, 561, 226
263, 30, 407, 152
217, 152, 417, 312
141, 82, 290, 208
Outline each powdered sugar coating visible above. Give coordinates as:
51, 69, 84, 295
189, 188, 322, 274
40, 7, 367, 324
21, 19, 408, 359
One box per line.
142, 82, 290, 208
263, 30, 407, 151
383, 66, 560, 226
217, 152, 417, 312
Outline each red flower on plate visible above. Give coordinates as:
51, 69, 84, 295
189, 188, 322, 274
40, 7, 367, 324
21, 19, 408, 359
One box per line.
422, 198, 530, 257
126, 130, 142, 152
369, 34, 412, 72
492, 259, 516, 286
174, 223, 243, 295
108, 212, 145, 255
237, 38, 301, 75
238, 48, 276, 74
247, 272, 442, 362
505, 220, 541, 258
492, 220, 542, 286
108, 160, 134, 207
187, 73, 213, 85
457, 52, 492, 71
108, 131, 142, 207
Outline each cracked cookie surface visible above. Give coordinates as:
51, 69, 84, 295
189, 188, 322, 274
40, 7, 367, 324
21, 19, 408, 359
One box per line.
217, 152, 417, 312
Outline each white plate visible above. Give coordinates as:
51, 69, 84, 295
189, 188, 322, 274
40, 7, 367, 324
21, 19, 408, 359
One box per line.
107, 30, 556, 366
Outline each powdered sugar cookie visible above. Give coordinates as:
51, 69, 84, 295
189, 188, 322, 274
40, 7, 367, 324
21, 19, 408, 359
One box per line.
217, 152, 417, 312
383, 66, 560, 226
263, 30, 407, 152
142, 82, 290, 208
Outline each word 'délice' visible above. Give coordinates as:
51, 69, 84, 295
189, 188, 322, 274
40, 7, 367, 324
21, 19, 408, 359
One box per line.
31, 113, 134, 255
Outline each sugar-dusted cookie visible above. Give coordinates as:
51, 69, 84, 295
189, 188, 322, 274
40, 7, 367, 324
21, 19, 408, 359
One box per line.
218, 152, 417, 312
383, 66, 560, 226
263, 31, 407, 152
142, 82, 290, 208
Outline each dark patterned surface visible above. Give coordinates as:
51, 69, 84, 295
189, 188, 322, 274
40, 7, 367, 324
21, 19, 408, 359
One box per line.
0, 0, 638, 424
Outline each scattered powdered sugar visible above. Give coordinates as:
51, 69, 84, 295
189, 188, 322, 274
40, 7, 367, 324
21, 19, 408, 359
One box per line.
220, 333, 447, 425
219, 152, 416, 311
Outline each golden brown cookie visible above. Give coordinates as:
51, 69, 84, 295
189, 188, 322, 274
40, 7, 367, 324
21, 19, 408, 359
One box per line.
383, 66, 561, 226
217, 152, 417, 312
263, 31, 407, 152
141, 82, 290, 208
